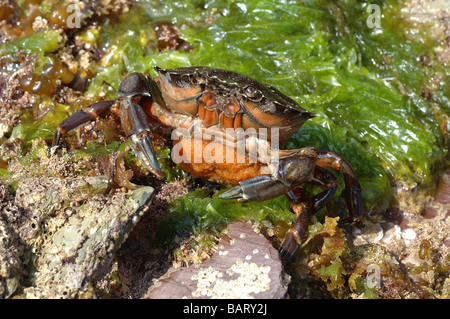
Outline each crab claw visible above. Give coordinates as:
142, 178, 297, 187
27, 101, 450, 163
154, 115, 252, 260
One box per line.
128, 132, 164, 179
220, 151, 317, 202
220, 175, 291, 202
119, 98, 164, 179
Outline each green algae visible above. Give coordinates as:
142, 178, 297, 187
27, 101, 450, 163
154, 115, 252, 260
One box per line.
318, 263, 342, 284
0, 30, 62, 57
353, 276, 379, 299
156, 188, 295, 245
10, 100, 71, 144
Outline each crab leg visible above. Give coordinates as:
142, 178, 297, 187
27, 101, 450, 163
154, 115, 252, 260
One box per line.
278, 186, 312, 264
316, 150, 362, 222
52, 72, 156, 148
279, 167, 338, 264
52, 100, 116, 147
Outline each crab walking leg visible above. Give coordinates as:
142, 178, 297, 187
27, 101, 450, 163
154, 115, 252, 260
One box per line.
103, 139, 131, 194
150, 100, 194, 129
316, 150, 363, 222
309, 166, 339, 211
52, 100, 116, 147
279, 187, 312, 264
279, 167, 338, 264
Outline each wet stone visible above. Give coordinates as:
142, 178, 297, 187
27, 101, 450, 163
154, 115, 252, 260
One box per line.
6, 176, 154, 299
145, 222, 288, 299
0, 216, 25, 298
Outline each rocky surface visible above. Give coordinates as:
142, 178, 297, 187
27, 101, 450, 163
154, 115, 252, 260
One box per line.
0, 214, 24, 298
401, 0, 449, 64
350, 170, 450, 298
145, 222, 288, 299
0, 175, 153, 298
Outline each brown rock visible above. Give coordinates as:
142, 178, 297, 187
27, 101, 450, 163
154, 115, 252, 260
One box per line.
146, 222, 288, 299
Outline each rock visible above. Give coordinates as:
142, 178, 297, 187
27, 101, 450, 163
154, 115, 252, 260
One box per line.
423, 171, 450, 220
145, 222, 288, 299
0, 217, 25, 298
0, 181, 26, 298
352, 220, 384, 246
2, 176, 154, 298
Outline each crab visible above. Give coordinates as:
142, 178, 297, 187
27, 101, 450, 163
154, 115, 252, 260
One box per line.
52, 66, 362, 264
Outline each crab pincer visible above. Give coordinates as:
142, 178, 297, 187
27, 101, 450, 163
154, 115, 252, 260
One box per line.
220, 148, 317, 201
116, 73, 164, 179
118, 98, 164, 179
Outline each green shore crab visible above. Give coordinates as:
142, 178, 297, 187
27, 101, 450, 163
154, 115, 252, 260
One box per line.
52, 66, 362, 264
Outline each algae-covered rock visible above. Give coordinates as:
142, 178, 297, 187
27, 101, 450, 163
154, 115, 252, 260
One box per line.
1, 176, 153, 298
0, 182, 27, 299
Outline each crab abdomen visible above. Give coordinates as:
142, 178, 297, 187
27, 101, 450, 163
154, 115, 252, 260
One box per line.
173, 137, 266, 186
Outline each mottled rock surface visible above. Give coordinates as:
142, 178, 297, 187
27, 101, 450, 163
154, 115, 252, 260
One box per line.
0, 216, 24, 298
146, 222, 288, 299
351, 170, 450, 298
0, 176, 153, 298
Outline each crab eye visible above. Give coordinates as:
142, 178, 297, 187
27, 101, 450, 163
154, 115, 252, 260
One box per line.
244, 86, 262, 101
179, 73, 192, 86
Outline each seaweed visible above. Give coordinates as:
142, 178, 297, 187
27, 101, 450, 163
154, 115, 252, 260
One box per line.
156, 188, 295, 246
0, 30, 62, 56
